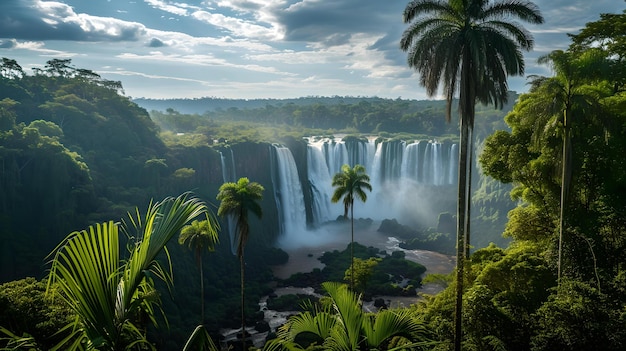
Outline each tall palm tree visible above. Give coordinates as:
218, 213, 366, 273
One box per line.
216, 177, 264, 349
266, 282, 431, 351
46, 192, 207, 350
400, 1, 543, 350
178, 217, 219, 325
331, 164, 372, 290
529, 48, 610, 284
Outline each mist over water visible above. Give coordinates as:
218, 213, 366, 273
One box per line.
272, 137, 458, 250
217, 138, 456, 251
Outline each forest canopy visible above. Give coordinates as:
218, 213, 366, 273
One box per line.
1, 6, 626, 349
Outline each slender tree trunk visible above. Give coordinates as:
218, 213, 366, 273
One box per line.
455, 114, 470, 351
200, 258, 204, 325
558, 108, 571, 286
350, 203, 354, 290
465, 126, 474, 258
240, 252, 246, 350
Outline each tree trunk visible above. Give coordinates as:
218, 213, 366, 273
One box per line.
465, 126, 474, 258
558, 108, 572, 285
200, 257, 205, 325
455, 49, 476, 351
454, 117, 470, 351
350, 203, 354, 290
240, 252, 246, 350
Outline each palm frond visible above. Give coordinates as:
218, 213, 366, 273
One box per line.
46, 193, 207, 350
46, 221, 120, 348
182, 325, 219, 351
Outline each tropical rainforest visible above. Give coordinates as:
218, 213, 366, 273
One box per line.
0, 5, 625, 351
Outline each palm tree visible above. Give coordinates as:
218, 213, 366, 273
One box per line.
529, 48, 610, 285
400, 1, 543, 349
46, 192, 207, 350
179, 217, 219, 325
216, 177, 264, 349
266, 282, 431, 351
331, 164, 372, 290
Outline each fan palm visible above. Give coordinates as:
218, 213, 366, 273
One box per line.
45, 192, 207, 350
331, 164, 372, 290
401, 1, 543, 349
179, 217, 219, 325
216, 177, 264, 350
267, 282, 431, 351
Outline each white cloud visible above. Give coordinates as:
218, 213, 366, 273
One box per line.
117, 51, 296, 76
142, 0, 194, 16
191, 10, 282, 41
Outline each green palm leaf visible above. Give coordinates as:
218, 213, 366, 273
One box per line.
46, 192, 207, 350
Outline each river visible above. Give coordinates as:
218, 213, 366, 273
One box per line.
221, 221, 456, 347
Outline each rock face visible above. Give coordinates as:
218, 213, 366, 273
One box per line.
377, 218, 418, 239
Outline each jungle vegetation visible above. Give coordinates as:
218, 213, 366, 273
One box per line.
1, 4, 625, 350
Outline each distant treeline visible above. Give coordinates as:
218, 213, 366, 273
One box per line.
142, 93, 517, 138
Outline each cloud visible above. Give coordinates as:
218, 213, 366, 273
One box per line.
147, 37, 166, 47
276, 0, 402, 45
0, 39, 18, 49
143, 0, 194, 16
191, 10, 281, 41
0, 0, 147, 41
117, 51, 296, 76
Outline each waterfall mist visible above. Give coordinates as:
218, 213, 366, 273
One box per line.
272, 137, 458, 250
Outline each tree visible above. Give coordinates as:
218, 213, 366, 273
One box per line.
0, 278, 75, 350
569, 8, 626, 92
529, 48, 611, 284
267, 282, 431, 351
400, 1, 543, 350
331, 164, 372, 290
216, 177, 264, 350
45, 192, 207, 350
0, 57, 24, 79
179, 218, 220, 325
344, 257, 380, 294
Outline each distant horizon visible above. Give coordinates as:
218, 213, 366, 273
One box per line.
2, 1, 622, 100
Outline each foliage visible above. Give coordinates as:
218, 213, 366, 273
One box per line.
45, 192, 207, 350
216, 177, 265, 349
146, 94, 515, 141
331, 164, 372, 289
178, 218, 220, 325
283, 243, 426, 298
0, 278, 75, 350
479, 45, 626, 283
468, 8, 626, 350
266, 294, 315, 312
530, 279, 625, 351
344, 257, 380, 294
181, 325, 219, 351
401, 2, 544, 348
271, 282, 433, 351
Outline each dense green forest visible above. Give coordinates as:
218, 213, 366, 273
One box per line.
0, 55, 512, 349
1, 5, 625, 350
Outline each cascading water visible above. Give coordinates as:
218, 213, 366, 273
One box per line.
306, 137, 458, 226
307, 143, 336, 226
270, 145, 307, 239
223, 138, 458, 249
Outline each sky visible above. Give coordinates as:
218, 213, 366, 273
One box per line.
0, 0, 624, 100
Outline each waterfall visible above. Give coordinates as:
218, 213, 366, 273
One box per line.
307, 143, 336, 226
448, 143, 458, 184
217, 138, 458, 250
305, 137, 458, 225
220, 148, 236, 182
270, 145, 307, 238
